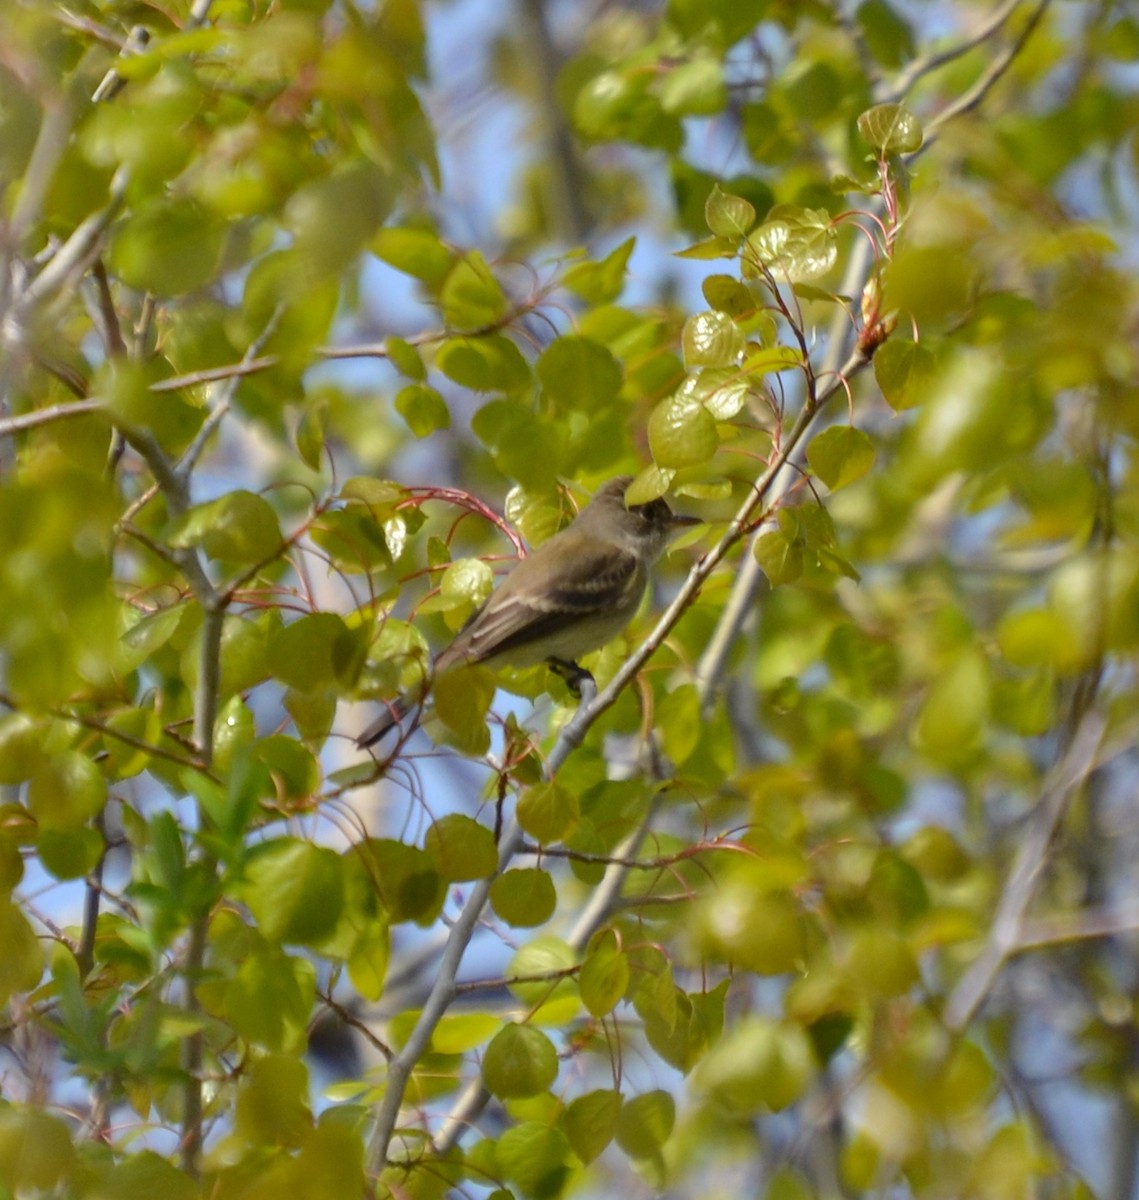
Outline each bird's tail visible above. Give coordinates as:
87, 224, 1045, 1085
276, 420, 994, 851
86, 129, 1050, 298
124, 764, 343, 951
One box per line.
356, 694, 415, 749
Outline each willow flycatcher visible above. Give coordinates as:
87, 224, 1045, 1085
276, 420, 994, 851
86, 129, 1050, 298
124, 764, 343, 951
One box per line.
356, 475, 699, 748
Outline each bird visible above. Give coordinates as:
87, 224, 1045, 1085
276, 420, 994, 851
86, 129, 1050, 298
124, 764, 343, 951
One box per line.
355, 476, 700, 749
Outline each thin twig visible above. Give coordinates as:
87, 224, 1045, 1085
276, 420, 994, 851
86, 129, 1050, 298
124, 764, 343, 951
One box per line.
17, 168, 129, 313
942, 711, 1107, 1033
364, 344, 869, 1175
0, 399, 103, 438
924, 0, 1051, 137
885, 0, 1025, 101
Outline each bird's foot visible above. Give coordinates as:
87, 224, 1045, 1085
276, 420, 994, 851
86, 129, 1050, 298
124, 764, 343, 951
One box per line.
546, 658, 595, 699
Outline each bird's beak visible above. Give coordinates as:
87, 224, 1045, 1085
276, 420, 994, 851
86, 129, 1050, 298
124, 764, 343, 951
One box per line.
668, 511, 703, 528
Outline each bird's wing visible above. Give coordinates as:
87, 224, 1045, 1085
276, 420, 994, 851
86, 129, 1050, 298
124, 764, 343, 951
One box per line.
441, 532, 642, 667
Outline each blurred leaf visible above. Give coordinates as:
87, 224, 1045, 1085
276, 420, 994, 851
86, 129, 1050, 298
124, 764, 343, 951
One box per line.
170, 491, 282, 566
615, 1090, 674, 1159
244, 839, 345, 945
807, 426, 876, 490
435, 334, 530, 392
496, 1122, 571, 1198
440, 251, 507, 331
27, 752, 105, 832
372, 226, 455, 284
108, 199, 224, 295
649, 391, 719, 469
424, 814, 497, 882
0, 902, 45, 1004
395, 383, 451, 437
563, 238, 635, 304
517, 781, 580, 845
537, 336, 623, 410
874, 338, 937, 410
580, 929, 630, 1017
562, 1089, 622, 1164
694, 1018, 815, 1114
490, 868, 557, 927
482, 1023, 559, 1098
659, 55, 726, 116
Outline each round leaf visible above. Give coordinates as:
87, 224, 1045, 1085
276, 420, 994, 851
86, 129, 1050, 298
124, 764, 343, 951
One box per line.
806, 426, 876, 490
857, 103, 923, 153
681, 311, 745, 368
482, 1023, 559, 1099
424, 814, 497, 882
516, 781, 579, 845
490, 868, 557, 927
245, 839, 345, 945
648, 392, 719, 469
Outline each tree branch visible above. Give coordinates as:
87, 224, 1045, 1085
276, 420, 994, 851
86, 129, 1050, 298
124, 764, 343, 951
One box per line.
942, 710, 1107, 1033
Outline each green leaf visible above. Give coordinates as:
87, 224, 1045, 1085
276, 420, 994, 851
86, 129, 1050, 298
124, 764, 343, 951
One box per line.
395, 384, 451, 437
440, 557, 495, 612
704, 185, 756, 237
269, 612, 367, 691
694, 1017, 815, 1114
537, 336, 623, 410
857, 103, 923, 153
913, 648, 991, 763
170, 491, 282, 565
580, 929, 630, 1017
562, 1089, 621, 1164
424, 814, 498, 882
27, 752, 106, 832
624, 464, 676, 506
251, 736, 320, 801
440, 250, 507, 331
372, 226, 455, 285
0, 713, 49, 785
482, 1023, 559, 1099
659, 56, 726, 116
754, 529, 803, 587
648, 391, 719, 469
357, 838, 445, 924
496, 1122, 571, 1198
244, 839, 345, 945
433, 666, 495, 753
682, 311, 745, 368
38, 827, 104, 880
0, 901, 45, 1004
615, 1089, 675, 1159
108, 198, 223, 295
677, 369, 748, 420
702, 274, 755, 317
806, 426, 876, 490
435, 334, 531, 392
431, 1013, 500, 1054
856, 0, 917, 68
562, 237, 635, 305
507, 935, 578, 1006
489, 868, 557, 927
385, 336, 426, 381
295, 400, 327, 470
234, 1053, 312, 1148
347, 928, 390, 1001
222, 941, 315, 1053
873, 338, 937, 411
0, 1107, 74, 1192
517, 781, 580, 845
746, 209, 837, 281
672, 235, 740, 260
